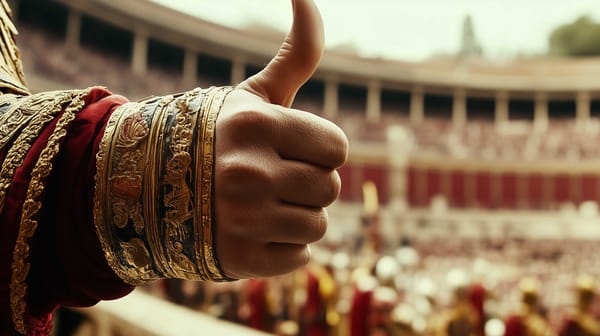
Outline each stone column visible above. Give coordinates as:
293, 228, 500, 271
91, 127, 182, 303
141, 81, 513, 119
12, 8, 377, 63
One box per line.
230, 56, 246, 85
387, 125, 413, 203
576, 91, 591, 125
534, 92, 548, 130
66, 8, 82, 53
323, 77, 339, 120
366, 80, 381, 123
495, 91, 509, 126
182, 49, 197, 86
131, 31, 148, 76
452, 88, 467, 126
410, 86, 424, 124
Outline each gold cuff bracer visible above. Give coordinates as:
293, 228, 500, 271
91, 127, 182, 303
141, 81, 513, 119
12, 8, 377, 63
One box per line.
94, 86, 234, 285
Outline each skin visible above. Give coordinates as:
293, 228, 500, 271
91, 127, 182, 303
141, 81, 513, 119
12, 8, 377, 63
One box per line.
215, 0, 348, 279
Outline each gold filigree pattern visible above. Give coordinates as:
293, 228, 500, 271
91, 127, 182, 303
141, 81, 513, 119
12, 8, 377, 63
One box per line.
94, 102, 158, 285
0, 92, 61, 150
109, 111, 148, 232
10, 88, 91, 334
142, 95, 173, 278
93, 87, 233, 285
0, 0, 28, 95
0, 91, 72, 212
163, 90, 202, 279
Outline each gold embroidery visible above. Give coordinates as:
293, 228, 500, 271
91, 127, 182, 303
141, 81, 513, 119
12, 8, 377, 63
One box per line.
0, 0, 29, 95
0, 92, 60, 150
10, 88, 91, 334
0, 91, 72, 211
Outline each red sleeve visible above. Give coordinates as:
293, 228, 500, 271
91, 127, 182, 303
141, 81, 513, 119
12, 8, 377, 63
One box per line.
0, 88, 134, 333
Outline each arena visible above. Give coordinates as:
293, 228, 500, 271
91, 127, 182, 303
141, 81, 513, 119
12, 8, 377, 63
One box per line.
10, 0, 600, 335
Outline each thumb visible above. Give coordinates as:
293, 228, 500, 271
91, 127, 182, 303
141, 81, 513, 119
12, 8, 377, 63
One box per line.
237, 0, 324, 107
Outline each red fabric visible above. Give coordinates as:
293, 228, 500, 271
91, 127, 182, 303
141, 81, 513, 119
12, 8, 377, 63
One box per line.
246, 279, 270, 332
469, 283, 486, 336
426, 169, 441, 205
504, 315, 526, 336
350, 286, 373, 336
0, 101, 65, 333
558, 318, 586, 336
0, 88, 134, 334
475, 172, 492, 209
302, 270, 327, 336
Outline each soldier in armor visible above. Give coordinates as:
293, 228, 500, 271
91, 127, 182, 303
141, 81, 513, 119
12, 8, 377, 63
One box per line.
298, 261, 337, 336
558, 275, 600, 336
436, 269, 479, 336
0, 0, 348, 334
503, 278, 552, 336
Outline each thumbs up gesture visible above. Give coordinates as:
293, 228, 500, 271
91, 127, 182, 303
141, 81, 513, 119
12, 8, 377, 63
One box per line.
214, 0, 348, 279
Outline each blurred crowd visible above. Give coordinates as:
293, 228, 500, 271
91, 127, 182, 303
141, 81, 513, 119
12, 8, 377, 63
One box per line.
339, 116, 600, 162
143, 223, 600, 336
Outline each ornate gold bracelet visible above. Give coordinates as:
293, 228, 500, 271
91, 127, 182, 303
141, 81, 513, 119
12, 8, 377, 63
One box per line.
94, 86, 233, 285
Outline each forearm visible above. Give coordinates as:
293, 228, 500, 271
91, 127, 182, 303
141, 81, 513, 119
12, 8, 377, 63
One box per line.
0, 87, 131, 333
0, 85, 236, 334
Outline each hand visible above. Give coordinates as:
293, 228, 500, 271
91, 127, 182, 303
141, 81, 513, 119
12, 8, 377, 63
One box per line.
214, 0, 348, 279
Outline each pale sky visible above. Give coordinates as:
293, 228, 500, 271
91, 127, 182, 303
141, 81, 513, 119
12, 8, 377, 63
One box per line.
150, 0, 600, 61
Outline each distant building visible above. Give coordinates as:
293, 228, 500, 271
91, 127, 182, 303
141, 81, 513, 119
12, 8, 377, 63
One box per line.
459, 15, 483, 59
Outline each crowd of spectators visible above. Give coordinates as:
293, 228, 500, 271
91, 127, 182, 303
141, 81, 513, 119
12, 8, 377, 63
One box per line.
340, 115, 600, 162
142, 237, 600, 335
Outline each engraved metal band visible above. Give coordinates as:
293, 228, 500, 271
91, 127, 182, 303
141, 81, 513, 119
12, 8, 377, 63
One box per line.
94, 86, 233, 285
94, 100, 158, 285
196, 86, 233, 281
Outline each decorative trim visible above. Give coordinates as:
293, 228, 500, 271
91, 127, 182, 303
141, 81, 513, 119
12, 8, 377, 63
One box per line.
142, 96, 173, 278
93, 87, 234, 286
161, 89, 203, 279
196, 86, 233, 281
0, 0, 29, 95
94, 101, 158, 285
0, 92, 72, 212
10, 89, 91, 334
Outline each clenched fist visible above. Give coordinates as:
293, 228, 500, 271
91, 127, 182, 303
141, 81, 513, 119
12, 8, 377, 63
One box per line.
214, 0, 348, 278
